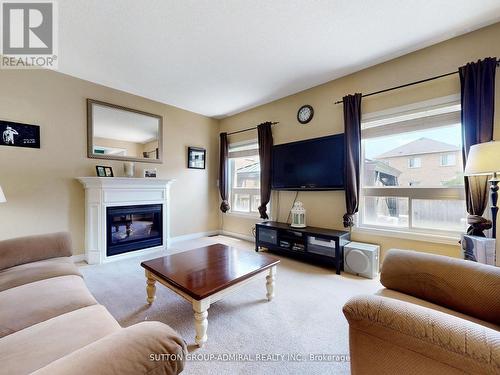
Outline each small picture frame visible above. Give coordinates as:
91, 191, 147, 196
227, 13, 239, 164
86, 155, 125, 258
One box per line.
96, 166, 114, 177
144, 168, 157, 178
188, 147, 206, 169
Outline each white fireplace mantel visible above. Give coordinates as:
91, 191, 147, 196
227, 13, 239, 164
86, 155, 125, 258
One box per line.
77, 177, 175, 264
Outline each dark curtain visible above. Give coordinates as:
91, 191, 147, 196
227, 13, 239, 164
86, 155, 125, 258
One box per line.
343, 93, 362, 228
218, 132, 230, 213
460, 57, 497, 236
257, 122, 274, 219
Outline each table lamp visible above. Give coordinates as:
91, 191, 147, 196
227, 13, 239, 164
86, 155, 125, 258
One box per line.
0, 186, 6, 203
464, 141, 500, 238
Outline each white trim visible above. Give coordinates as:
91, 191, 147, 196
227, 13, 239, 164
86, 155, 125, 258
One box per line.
226, 211, 261, 219
220, 230, 255, 243
71, 254, 86, 263
353, 226, 460, 246
362, 94, 460, 121
169, 230, 220, 243
228, 138, 259, 148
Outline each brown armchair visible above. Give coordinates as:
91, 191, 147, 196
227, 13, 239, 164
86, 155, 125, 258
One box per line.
343, 249, 500, 375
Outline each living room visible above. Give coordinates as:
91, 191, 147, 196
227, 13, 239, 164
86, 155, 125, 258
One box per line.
0, 1, 499, 374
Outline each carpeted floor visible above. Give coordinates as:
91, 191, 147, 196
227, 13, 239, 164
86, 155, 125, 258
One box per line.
79, 235, 382, 375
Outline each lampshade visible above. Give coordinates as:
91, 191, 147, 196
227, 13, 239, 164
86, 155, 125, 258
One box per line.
0, 186, 5, 203
464, 141, 500, 176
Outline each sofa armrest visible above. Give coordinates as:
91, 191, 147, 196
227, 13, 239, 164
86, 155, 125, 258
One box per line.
343, 295, 500, 375
32, 322, 187, 375
381, 249, 500, 325
0, 232, 72, 270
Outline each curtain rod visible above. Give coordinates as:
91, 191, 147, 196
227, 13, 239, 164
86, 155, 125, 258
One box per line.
333, 60, 500, 105
226, 121, 279, 136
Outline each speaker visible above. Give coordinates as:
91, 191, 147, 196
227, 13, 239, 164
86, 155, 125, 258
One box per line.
344, 242, 380, 279
461, 234, 495, 266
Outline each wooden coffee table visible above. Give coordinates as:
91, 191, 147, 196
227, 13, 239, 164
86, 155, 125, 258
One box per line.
140, 243, 280, 347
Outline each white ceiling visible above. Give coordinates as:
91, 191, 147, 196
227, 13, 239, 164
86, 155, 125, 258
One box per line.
92, 104, 159, 143
58, 1, 500, 118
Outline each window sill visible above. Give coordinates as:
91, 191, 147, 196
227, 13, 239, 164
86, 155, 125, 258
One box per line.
353, 226, 461, 246
225, 212, 263, 220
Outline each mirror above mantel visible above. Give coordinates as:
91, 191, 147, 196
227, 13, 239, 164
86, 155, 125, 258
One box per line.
87, 99, 163, 164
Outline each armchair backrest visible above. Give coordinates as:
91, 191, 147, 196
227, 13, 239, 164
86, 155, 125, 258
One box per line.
381, 249, 500, 325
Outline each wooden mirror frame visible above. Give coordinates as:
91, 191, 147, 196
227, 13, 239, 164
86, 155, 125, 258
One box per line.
87, 99, 163, 164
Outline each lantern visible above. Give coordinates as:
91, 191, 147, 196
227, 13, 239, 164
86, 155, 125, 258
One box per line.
290, 201, 306, 228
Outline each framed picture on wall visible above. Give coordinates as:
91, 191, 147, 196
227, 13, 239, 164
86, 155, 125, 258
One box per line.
0, 120, 40, 149
187, 147, 206, 169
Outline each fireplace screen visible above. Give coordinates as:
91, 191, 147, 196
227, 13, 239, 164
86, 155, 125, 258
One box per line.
106, 204, 163, 256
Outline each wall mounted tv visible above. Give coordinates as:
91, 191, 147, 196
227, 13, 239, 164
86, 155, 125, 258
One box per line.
271, 134, 345, 191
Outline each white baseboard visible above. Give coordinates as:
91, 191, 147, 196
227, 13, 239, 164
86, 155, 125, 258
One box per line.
71, 254, 86, 263
73, 230, 255, 263
169, 230, 221, 244
220, 230, 255, 243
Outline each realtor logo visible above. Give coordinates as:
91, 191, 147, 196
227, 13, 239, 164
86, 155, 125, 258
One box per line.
1, 0, 58, 68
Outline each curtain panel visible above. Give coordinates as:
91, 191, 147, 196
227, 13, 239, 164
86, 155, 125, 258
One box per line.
257, 122, 273, 219
460, 57, 497, 236
343, 93, 362, 228
218, 132, 230, 213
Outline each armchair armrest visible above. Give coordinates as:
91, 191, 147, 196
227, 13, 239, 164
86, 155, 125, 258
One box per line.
381, 249, 500, 325
32, 322, 187, 375
0, 232, 72, 271
343, 295, 500, 375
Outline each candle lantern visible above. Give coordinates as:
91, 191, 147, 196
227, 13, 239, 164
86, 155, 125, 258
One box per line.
290, 201, 306, 228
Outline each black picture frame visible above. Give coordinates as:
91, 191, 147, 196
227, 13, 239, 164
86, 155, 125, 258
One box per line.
0, 120, 40, 149
187, 147, 206, 169
96, 166, 114, 177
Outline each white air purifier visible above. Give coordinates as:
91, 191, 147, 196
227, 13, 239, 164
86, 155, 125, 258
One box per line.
344, 242, 380, 279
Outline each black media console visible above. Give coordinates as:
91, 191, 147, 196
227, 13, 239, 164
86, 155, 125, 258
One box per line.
255, 221, 350, 274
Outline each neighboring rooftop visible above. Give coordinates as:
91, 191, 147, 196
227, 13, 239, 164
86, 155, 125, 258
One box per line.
375, 137, 460, 158
236, 163, 260, 174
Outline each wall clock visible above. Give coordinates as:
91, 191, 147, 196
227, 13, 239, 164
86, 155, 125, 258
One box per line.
297, 105, 314, 124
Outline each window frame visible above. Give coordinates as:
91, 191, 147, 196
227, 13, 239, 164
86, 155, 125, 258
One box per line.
408, 157, 421, 169
440, 153, 456, 167
358, 95, 466, 239
227, 140, 263, 218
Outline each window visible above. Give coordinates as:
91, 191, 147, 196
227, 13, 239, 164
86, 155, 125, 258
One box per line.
360, 99, 466, 235
408, 157, 421, 168
440, 153, 456, 166
228, 141, 262, 216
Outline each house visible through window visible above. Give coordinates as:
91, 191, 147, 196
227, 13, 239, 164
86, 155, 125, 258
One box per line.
228, 141, 261, 216
360, 99, 466, 235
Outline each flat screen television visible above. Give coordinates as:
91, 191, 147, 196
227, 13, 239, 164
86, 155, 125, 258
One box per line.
271, 134, 344, 191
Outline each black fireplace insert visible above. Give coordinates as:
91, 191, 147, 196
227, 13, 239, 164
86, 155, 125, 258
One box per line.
106, 204, 163, 257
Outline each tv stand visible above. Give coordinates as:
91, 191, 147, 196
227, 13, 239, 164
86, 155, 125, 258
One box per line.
255, 221, 350, 274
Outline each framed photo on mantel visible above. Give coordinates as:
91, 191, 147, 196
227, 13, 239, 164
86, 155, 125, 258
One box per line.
0, 120, 40, 149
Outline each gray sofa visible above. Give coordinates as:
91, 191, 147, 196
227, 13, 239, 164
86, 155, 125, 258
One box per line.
0, 232, 186, 375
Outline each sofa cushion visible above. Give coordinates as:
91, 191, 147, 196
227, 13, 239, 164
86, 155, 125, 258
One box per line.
0, 304, 120, 375
0, 275, 98, 338
0, 257, 81, 292
376, 288, 500, 331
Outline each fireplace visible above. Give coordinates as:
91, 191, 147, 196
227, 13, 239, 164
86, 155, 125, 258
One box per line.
106, 204, 163, 257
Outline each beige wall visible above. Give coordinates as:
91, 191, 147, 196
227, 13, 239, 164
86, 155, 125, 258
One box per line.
0, 70, 220, 255
220, 22, 500, 260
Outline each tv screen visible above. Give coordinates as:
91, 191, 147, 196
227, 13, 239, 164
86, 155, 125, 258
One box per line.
271, 134, 344, 190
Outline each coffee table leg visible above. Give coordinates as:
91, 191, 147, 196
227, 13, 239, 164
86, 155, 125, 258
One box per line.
145, 270, 156, 304
266, 266, 276, 301
193, 300, 209, 347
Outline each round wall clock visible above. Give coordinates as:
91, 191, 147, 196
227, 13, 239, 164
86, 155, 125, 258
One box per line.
297, 105, 314, 124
